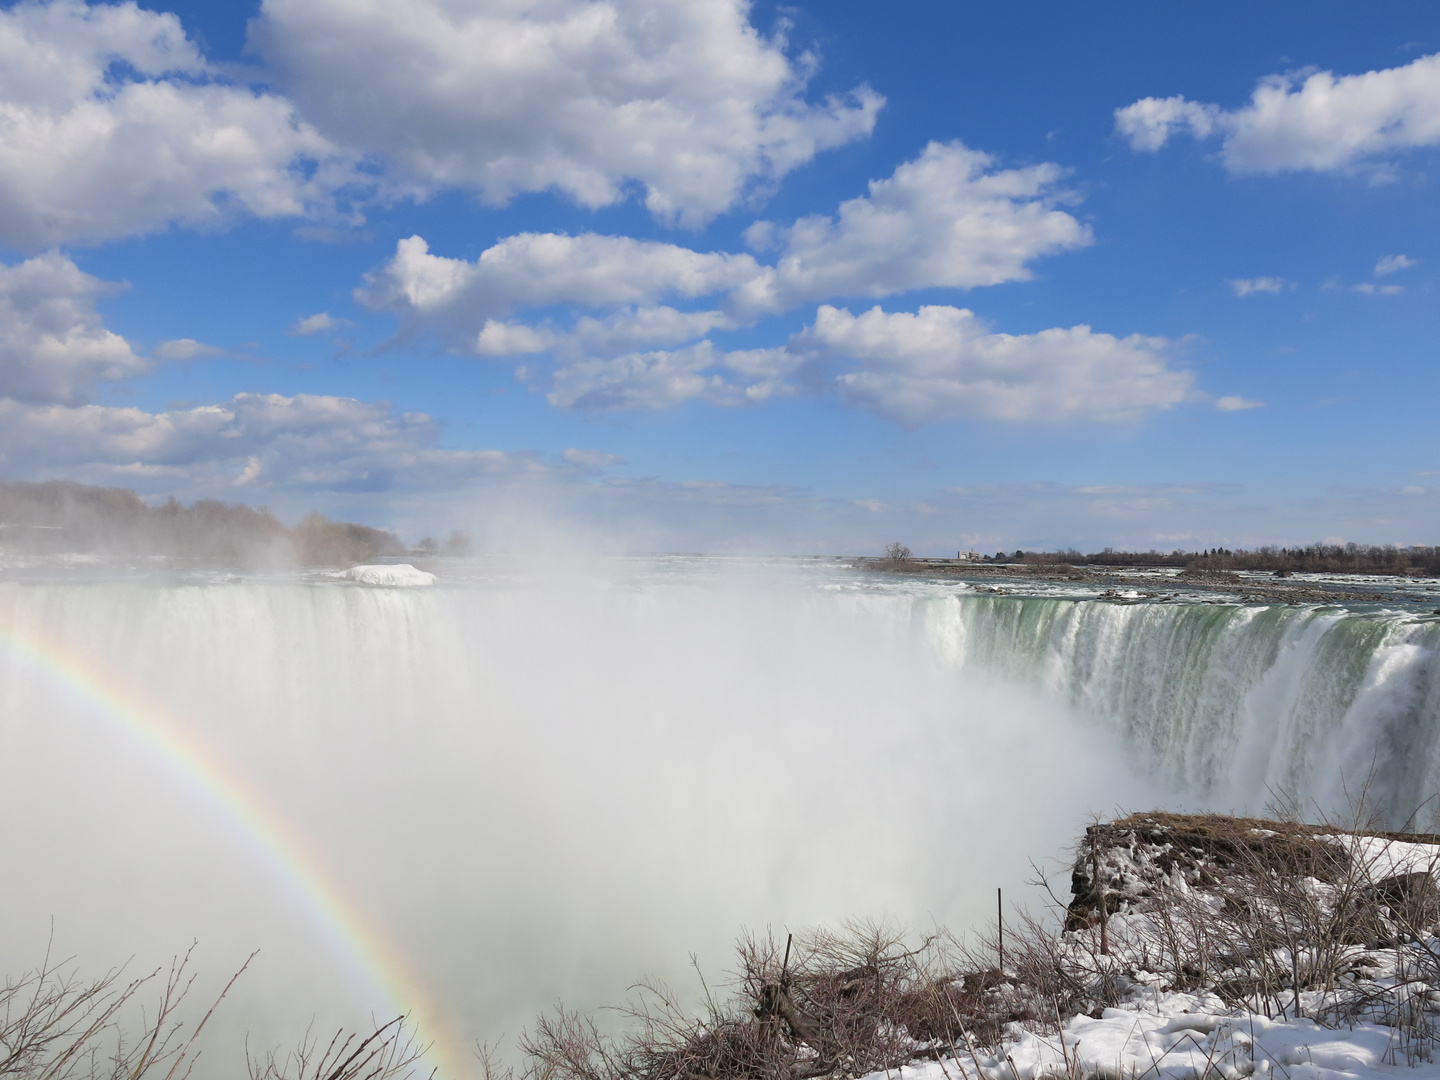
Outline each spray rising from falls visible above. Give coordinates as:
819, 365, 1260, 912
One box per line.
0, 562, 1437, 1077
0, 566, 1153, 1078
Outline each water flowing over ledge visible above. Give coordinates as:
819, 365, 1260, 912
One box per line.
0, 557, 1436, 1073
913, 593, 1440, 823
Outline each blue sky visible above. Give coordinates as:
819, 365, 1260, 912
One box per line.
2, 0, 1438, 552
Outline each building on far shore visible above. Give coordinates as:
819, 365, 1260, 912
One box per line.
955, 550, 982, 561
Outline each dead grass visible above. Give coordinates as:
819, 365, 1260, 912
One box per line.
497, 810, 1440, 1080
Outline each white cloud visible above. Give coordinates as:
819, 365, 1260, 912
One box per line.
0, 0, 354, 248
544, 304, 1190, 424
360, 142, 1090, 351
154, 338, 226, 361
475, 320, 554, 357
233, 455, 263, 486
0, 391, 523, 491
569, 307, 737, 355
1113, 96, 1220, 151
250, 0, 881, 228
548, 341, 795, 410
476, 307, 739, 358
1375, 254, 1418, 276
563, 448, 624, 469
805, 304, 1191, 425
1229, 276, 1290, 296
357, 234, 762, 344
1214, 395, 1264, 411
548, 342, 731, 411
289, 312, 352, 336
1117, 52, 1440, 173
1353, 282, 1404, 295
735, 141, 1091, 314
0, 251, 147, 403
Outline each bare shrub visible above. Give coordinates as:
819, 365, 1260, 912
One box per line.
248, 1016, 430, 1080
507, 922, 968, 1080
1023, 808, 1440, 1046
0, 943, 427, 1080
495, 809, 1440, 1080
0, 943, 250, 1080
881, 543, 913, 569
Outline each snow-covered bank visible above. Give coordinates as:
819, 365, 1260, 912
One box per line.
941, 988, 1440, 1080
904, 813, 1440, 1080
508, 812, 1440, 1080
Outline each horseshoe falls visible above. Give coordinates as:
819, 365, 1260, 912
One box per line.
0, 558, 1436, 1074
915, 593, 1440, 819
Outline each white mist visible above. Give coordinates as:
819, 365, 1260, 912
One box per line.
0, 560, 1158, 1077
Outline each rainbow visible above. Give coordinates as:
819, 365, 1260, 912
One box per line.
0, 602, 468, 1080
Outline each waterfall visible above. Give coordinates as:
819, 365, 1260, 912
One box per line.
1, 564, 1436, 1074
914, 593, 1440, 823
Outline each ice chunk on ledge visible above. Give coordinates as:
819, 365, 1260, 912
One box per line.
337, 564, 436, 587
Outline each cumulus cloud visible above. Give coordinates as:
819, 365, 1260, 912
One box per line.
357, 234, 763, 345
0, 260, 524, 489
548, 341, 794, 410
0, 391, 523, 491
569, 308, 738, 355
0, 0, 354, 248
1113, 96, 1220, 152
1116, 52, 1440, 173
1214, 396, 1264, 411
1375, 254, 1418, 276
735, 141, 1091, 313
476, 320, 554, 357
0, 252, 147, 403
805, 304, 1192, 425
543, 304, 1189, 425
360, 142, 1090, 353
250, 0, 881, 227
1229, 277, 1290, 296
1353, 282, 1404, 296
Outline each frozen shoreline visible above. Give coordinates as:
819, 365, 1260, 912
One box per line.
872, 560, 1440, 608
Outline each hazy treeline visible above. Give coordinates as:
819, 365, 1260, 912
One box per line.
986, 543, 1440, 575
0, 479, 414, 568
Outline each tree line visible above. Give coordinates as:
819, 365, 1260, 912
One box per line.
0, 478, 418, 568
983, 543, 1440, 575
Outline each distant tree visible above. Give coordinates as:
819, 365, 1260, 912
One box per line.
882, 542, 913, 568
292, 513, 404, 567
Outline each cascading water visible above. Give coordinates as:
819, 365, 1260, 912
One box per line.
912, 593, 1440, 820
1, 558, 1436, 1077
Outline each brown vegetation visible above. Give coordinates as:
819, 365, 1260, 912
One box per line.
492, 923, 975, 1080
0, 479, 407, 568
982, 544, 1440, 576
880, 543, 914, 569
495, 808, 1440, 1080
0, 944, 426, 1080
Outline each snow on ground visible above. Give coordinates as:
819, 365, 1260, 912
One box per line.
888, 817, 1440, 1080
334, 563, 436, 586
1348, 835, 1440, 880
878, 990, 1440, 1080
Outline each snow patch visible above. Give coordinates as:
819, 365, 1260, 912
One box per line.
337, 564, 436, 587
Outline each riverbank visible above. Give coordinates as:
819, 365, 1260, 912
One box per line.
499, 810, 1440, 1080
863, 559, 1440, 607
